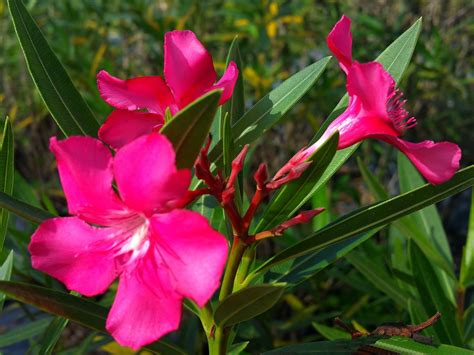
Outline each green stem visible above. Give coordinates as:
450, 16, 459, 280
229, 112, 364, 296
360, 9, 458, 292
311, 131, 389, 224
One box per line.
207, 236, 248, 355
219, 236, 248, 301
233, 245, 256, 291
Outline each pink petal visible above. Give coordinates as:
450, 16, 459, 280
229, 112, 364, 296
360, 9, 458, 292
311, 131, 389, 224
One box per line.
327, 15, 353, 74
97, 70, 178, 115
50, 136, 127, 224
29, 217, 117, 297
113, 133, 191, 214
164, 30, 217, 107
150, 209, 228, 306
346, 62, 395, 118
380, 136, 461, 185
99, 110, 164, 150
106, 267, 182, 350
210, 61, 239, 104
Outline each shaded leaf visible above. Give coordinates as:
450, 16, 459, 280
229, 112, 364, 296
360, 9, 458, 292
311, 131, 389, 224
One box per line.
0, 192, 53, 224
223, 36, 245, 124
161, 90, 221, 169
7, 0, 99, 136
0, 317, 51, 347
0, 118, 14, 251
248, 166, 474, 280
0, 281, 185, 354
214, 285, 285, 327
409, 242, 463, 345
38, 317, 69, 354
0, 250, 13, 309
312, 322, 351, 341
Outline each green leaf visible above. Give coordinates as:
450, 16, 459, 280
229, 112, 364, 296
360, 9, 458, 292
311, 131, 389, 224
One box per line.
38, 317, 69, 354
375, 337, 471, 355
464, 304, 474, 342
311, 184, 330, 231
0, 191, 53, 224
397, 153, 456, 303
209, 57, 331, 162
409, 242, 463, 345
0, 281, 185, 354
398, 154, 452, 262
223, 36, 245, 124
221, 112, 232, 177
228, 341, 250, 355
304, 18, 423, 198
262, 230, 378, 286
214, 285, 285, 327
7, 0, 99, 136
0, 118, 14, 251
255, 132, 338, 232
312, 322, 351, 340
0, 250, 13, 309
248, 166, 474, 280
161, 90, 221, 169
358, 158, 455, 278
0, 317, 51, 347
262, 337, 471, 354
346, 250, 410, 308
261, 338, 380, 354
460, 189, 474, 288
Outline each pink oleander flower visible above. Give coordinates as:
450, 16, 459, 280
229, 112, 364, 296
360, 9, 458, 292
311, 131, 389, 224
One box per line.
28, 133, 228, 350
96, 30, 238, 149
291, 15, 461, 185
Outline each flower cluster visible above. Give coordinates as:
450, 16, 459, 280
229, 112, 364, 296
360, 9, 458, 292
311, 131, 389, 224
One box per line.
29, 31, 236, 350
27, 17, 462, 351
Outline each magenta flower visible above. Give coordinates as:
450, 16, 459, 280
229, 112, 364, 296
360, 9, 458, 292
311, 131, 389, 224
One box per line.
299, 16, 461, 185
28, 133, 228, 349
97, 30, 238, 149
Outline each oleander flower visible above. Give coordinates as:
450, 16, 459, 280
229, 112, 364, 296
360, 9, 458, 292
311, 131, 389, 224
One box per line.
291, 15, 460, 185
97, 30, 238, 149
29, 133, 228, 349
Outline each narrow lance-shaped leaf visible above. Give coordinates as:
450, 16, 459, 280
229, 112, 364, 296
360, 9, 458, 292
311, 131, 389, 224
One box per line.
460, 189, 474, 288
398, 153, 453, 264
0, 281, 186, 355
409, 242, 463, 346
38, 317, 69, 354
255, 132, 338, 232
214, 285, 285, 327
0, 118, 14, 250
345, 250, 410, 308
397, 153, 456, 302
0, 191, 54, 225
247, 166, 474, 281
261, 230, 378, 286
262, 337, 472, 355
209, 57, 331, 162
0, 251, 14, 310
357, 158, 455, 277
0, 317, 51, 348
161, 90, 221, 169
7, 0, 99, 136
222, 36, 245, 124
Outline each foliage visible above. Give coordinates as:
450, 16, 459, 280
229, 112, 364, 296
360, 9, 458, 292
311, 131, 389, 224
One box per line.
0, 0, 472, 354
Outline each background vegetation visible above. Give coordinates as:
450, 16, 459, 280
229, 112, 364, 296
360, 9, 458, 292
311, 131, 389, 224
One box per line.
0, 0, 472, 353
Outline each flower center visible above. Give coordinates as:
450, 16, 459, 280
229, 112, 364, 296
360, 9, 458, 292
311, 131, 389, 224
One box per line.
387, 87, 416, 134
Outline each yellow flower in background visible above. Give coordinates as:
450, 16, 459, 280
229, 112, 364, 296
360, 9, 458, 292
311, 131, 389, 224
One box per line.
266, 21, 278, 38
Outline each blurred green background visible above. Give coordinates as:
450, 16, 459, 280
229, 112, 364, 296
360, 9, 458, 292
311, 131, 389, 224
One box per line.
0, 0, 472, 353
